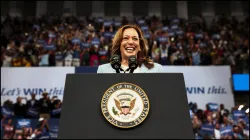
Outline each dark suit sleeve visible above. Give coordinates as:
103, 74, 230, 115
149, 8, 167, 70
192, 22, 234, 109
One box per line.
38, 99, 42, 112
13, 103, 17, 116
26, 100, 31, 108
49, 100, 53, 113
35, 100, 39, 108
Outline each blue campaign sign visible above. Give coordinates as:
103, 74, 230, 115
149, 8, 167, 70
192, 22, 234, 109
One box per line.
195, 33, 203, 39
44, 44, 56, 50
144, 33, 151, 39
208, 103, 219, 112
103, 21, 112, 26
171, 25, 178, 30
176, 30, 184, 35
158, 36, 168, 43
141, 26, 148, 31
220, 125, 233, 136
71, 38, 81, 44
36, 132, 51, 139
168, 32, 175, 37
103, 32, 112, 38
91, 38, 100, 45
99, 49, 108, 56
55, 52, 64, 60
27, 108, 39, 117
114, 21, 121, 27
200, 124, 215, 136
81, 42, 90, 48
52, 108, 62, 116
232, 110, 246, 121
138, 19, 145, 25
1, 107, 13, 118
162, 26, 168, 31
16, 119, 31, 129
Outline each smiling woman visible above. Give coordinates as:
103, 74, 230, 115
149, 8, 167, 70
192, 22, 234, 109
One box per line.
97, 24, 164, 73
120, 28, 140, 58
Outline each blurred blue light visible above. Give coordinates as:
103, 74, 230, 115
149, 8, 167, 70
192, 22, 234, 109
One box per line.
233, 74, 249, 91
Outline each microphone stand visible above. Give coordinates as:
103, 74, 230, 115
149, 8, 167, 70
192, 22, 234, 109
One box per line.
120, 68, 130, 73
115, 69, 120, 73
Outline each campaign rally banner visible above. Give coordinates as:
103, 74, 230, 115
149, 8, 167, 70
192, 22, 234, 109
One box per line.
162, 66, 235, 111
2, 66, 235, 111
1, 67, 74, 106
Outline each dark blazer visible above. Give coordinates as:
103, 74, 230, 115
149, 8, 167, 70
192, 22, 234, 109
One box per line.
26, 99, 39, 108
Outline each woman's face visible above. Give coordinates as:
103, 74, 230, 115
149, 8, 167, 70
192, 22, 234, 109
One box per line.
120, 28, 141, 60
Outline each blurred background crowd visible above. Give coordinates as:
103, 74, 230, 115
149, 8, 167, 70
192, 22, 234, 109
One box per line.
1, 14, 249, 74
1, 93, 249, 139
1, 92, 61, 139
190, 102, 249, 139
1, 0, 249, 139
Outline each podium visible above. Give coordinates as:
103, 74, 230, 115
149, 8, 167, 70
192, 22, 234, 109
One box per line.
58, 73, 194, 139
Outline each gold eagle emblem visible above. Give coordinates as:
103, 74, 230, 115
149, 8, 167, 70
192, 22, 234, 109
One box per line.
114, 98, 136, 115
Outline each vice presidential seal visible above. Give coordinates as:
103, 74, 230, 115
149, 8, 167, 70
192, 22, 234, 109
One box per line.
101, 82, 150, 128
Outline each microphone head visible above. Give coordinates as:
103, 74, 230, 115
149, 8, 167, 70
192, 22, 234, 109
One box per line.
110, 54, 121, 70
128, 55, 138, 70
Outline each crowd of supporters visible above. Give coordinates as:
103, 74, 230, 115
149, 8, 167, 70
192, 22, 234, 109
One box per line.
1, 14, 249, 73
1, 94, 249, 139
189, 102, 249, 139
1, 92, 61, 139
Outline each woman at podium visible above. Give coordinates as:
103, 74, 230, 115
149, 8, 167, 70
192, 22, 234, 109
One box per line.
97, 24, 164, 73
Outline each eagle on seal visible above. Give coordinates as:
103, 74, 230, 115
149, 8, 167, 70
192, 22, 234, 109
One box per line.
114, 98, 136, 115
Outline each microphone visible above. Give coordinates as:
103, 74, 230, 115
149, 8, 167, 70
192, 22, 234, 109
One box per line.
110, 54, 121, 73
128, 55, 138, 73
